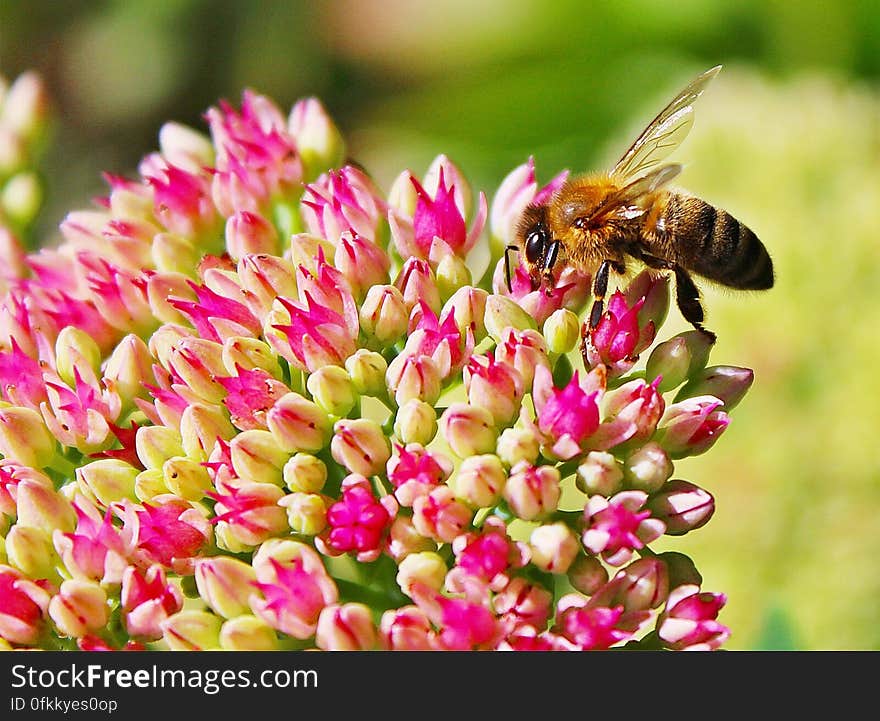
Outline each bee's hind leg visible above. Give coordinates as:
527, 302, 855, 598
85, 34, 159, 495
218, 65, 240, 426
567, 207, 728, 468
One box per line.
671, 265, 716, 344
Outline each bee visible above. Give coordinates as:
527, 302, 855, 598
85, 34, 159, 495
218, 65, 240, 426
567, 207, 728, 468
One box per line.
512, 64, 774, 351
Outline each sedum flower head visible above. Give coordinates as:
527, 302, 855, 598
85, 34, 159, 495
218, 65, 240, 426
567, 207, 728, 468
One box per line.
0, 75, 756, 652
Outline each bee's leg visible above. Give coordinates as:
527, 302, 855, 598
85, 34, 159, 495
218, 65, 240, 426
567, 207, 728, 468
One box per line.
671, 265, 716, 343
504, 245, 519, 293
541, 240, 561, 294
588, 259, 615, 329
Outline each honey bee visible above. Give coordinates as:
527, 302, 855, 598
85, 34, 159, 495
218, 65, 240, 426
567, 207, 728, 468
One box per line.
512, 64, 773, 349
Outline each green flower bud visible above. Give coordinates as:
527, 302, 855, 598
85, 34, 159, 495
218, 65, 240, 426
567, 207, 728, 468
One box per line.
307, 366, 358, 417
345, 349, 388, 397
484, 294, 537, 343
542, 308, 581, 354
163, 456, 213, 500
6, 525, 61, 582
393, 399, 437, 446
645, 330, 714, 393
359, 284, 408, 346
0, 407, 55, 468
152, 232, 200, 274
567, 554, 609, 595
623, 441, 673, 493
2, 172, 42, 227
278, 492, 328, 535
146, 275, 195, 325
135, 468, 168, 502
179, 402, 237, 462
675, 365, 754, 410
282, 453, 327, 494
194, 556, 258, 619
222, 336, 283, 379
76, 459, 139, 506
136, 425, 185, 470
266, 392, 332, 453
161, 610, 223, 651
229, 430, 290, 486
15, 479, 76, 535
435, 253, 472, 301
102, 334, 154, 410
442, 286, 488, 342
576, 451, 624, 496
219, 615, 280, 651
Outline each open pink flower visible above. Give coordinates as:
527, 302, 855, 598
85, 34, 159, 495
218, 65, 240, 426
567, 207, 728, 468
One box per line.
125, 499, 210, 573
554, 593, 645, 650
493, 261, 591, 327
170, 281, 262, 345
145, 161, 219, 239
582, 491, 666, 566
273, 292, 359, 372
121, 564, 183, 641
585, 291, 656, 377
53, 496, 132, 584
324, 476, 396, 562
531, 364, 603, 460
301, 165, 387, 244
387, 443, 453, 507
217, 366, 289, 431
410, 583, 500, 651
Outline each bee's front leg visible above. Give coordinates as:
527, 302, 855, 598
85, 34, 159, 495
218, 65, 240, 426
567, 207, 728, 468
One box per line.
587, 259, 625, 329
541, 240, 561, 296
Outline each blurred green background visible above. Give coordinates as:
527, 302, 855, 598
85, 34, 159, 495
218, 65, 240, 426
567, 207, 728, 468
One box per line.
2, 0, 879, 650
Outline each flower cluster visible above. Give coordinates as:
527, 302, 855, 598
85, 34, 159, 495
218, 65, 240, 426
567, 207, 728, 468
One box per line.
0, 71, 749, 651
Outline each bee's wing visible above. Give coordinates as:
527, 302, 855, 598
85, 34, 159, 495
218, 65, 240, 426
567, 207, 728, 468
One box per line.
611, 65, 721, 182
585, 163, 682, 223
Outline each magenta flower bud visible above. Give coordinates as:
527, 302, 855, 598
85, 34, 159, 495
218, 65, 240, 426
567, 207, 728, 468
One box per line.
301, 166, 385, 244
0, 406, 56, 468
576, 451, 624, 497
237, 253, 298, 318
601, 376, 665, 448
567, 555, 610, 595
494, 577, 553, 633
490, 158, 565, 250
330, 418, 392, 477
334, 231, 391, 301
179, 402, 236, 462
76, 459, 139, 507
386, 515, 437, 562
396, 551, 448, 597
533, 364, 601, 460
624, 268, 670, 332
210, 482, 288, 549
529, 522, 580, 573
463, 353, 524, 427
219, 616, 280, 651
439, 403, 498, 458
646, 330, 715, 393
623, 441, 673, 493
250, 542, 338, 640
412, 486, 473, 544
283, 453, 327, 494
360, 284, 409, 346
220, 365, 289, 429
315, 603, 377, 651
503, 461, 561, 521
288, 97, 345, 180
0, 463, 54, 519
278, 492, 327, 536
387, 443, 452, 507
496, 425, 541, 468
49, 579, 109, 639
0, 565, 49, 645
273, 291, 359, 373
657, 584, 730, 651
380, 606, 434, 651
647, 479, 715, 535
582, 491, 666, 566
403, 300, 472, 380
454, 454, 507, 509
386, 353, 442, 407
656, 395, 730, 459
585, 291, 656, 377
266, 391, 332, 454
194, 556, 258, 619
325, 476, 394, 560
121, 564, 184, 641
675, 365, 754, 410
225, 210, 279, 260
394, 258, 441, 315
344, 349, 388, 397
161, 610, 223, 651
554, 594, 635, 650
393, 399, 437, 446
591, 557, 669, 613
442, 286, 488, 342
411, 583, 500, 650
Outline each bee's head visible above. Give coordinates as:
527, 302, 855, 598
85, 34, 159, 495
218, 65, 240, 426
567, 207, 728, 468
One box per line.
515, 204, 552, 291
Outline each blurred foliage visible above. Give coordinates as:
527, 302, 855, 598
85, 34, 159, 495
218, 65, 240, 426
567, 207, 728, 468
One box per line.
2, 0, 880, 649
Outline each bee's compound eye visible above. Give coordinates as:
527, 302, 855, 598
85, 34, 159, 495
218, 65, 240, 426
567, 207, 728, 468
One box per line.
524, 227, 546, 265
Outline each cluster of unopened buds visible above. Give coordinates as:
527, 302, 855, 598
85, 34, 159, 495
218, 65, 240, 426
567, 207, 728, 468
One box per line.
0, 70, 748, 651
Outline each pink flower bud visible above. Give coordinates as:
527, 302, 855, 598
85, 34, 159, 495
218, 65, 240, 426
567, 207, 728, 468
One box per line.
411, 583, 500, 651
334, 231, 391, 300
647, 479, 715, 535
121, 564, 184, 641
585, 291, 656, 378
210, 482, 288, 549
225, 210, 279, 260
194, 556, 258, 619
250, 542, 338, 639
301, 165, 384, 243
529, 522, 579, 573
330, 418, 391, 477
483, 294, 537, 343
359, 284, 409, 347
600, 376, 665, 448
167, 337, 228, 404
582, 491, 666, 566
385, 516, 437, 562
157, 121, 214, 174
503, 461, 561, 521
161, 610, 223, 651
288, 97, 345, 179
567, 555, 609, 595
1, 70, 50, 144
442, 286, 488, 342
237, 253, 298, 318
266, 392, 332, 453
0, 565, 49, 645
675, 365, 754, 410
393, 258, 441, 315
656, 396, 730, 459
387, 443, 452, 507
624, 269, 670, 332
493, 261, 590, 327
657, 584, 729, 651
591, 557, 669, 613
380, 606, 435, 650
554, 594, 640, 650
454, 454, 507, 509
14, 479, 76, 535
385, 353, 442, 407
48, 579, 109, 639
494, 577, 553, 634
412, 486, 473, 544
576, 451, 624, 497
463, 353, 524, 427
646, 330, 715, 392
325, 476, 394, 560
439, 403, 498, 458
623, 441, 673, 493
130, 499, 210, 571
315, 602, 377, 650
532, 364, 601, 460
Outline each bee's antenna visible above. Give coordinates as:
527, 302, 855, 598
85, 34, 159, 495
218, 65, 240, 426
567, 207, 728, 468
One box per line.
504, 245, 519, 293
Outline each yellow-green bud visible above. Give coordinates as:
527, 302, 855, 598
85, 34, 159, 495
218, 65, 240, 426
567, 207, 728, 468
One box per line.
194, 556, 258, 619
147, 274, 194, 325
568, 555, 609, 595
442, 286, 488, 342
576, 451, 624, 496
266, 392, 332, 453
76, 459, 139, 506
496, 425, 541, 467
152, 232, 200, 274
345, 349, 388, 397
307, 366, 358, 417
161, 610, 223, 651
435, 253, 472, 301
0, 407, 55, 468
134, 468, 168, 502
135, 425, 185, 470
484, 294, 536, 343
454, 454, 507, 508
439, 403, 498, 458
396, 551, 447, 598
222, 336, 283, 379
359, 284, 408, 346
278, 492, 328, 536
542, 308, 580, 354
163, 456, 213, 500
15, 479, 76, 535
623, 441, 673, 493
229, 430, 290, 486
529, 522, 579, 573
330, 418, 391, 477
48, 579, 108, 638
282, 453, 327, 493
2, 172, 42, 227
179, 402, 236, 462
6, 525, 61, 582
393, 399, 437, 446
645, 330, 715, 393
102, 334, 154, 409
219, 615, 279, 651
